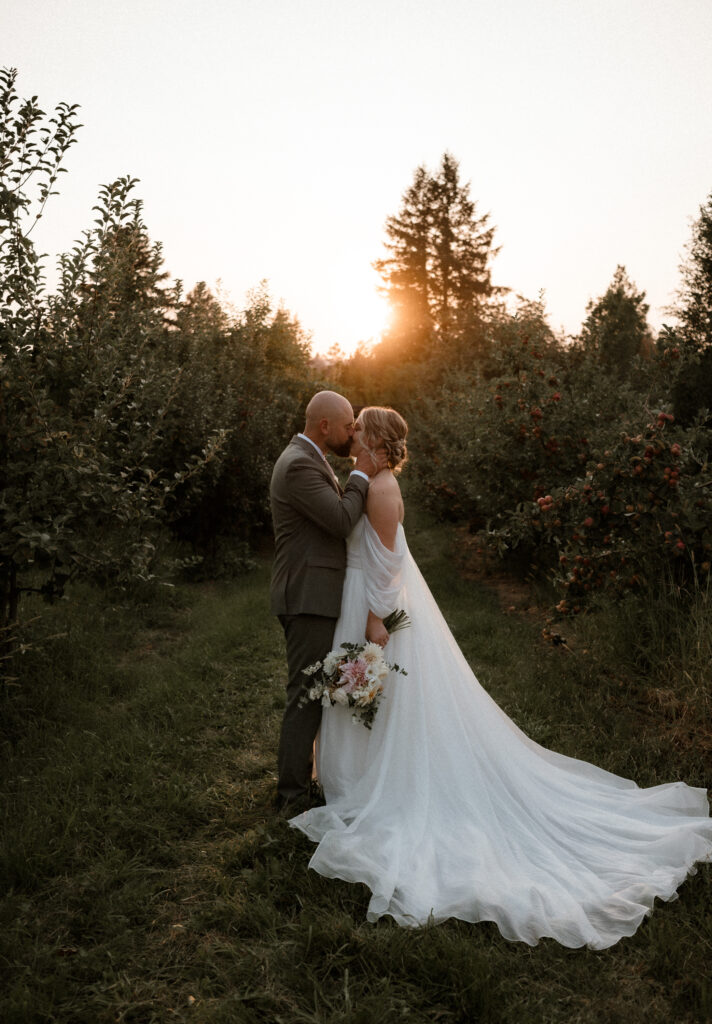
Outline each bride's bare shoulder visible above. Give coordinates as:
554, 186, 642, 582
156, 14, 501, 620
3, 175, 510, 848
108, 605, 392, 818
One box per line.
368, 470, 401, 497
367, 471, 402, 511
366, 472, 404, 545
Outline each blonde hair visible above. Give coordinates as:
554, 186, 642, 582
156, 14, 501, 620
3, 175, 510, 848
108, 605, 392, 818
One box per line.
359, 406, 409, 473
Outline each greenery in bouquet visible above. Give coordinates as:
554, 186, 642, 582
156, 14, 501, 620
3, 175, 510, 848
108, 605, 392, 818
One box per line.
301, 611, 410, 729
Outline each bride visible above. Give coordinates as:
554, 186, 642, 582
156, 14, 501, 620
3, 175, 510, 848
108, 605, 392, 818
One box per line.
290, 406, 712, 949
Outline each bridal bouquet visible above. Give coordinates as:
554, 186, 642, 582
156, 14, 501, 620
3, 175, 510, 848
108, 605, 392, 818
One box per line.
301, 610, 410, 729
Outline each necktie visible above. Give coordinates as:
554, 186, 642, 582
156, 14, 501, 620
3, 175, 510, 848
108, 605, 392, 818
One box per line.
320, 452, 342, 492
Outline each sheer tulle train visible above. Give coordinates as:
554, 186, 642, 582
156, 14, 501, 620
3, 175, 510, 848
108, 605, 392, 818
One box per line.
290, 518, 712, 949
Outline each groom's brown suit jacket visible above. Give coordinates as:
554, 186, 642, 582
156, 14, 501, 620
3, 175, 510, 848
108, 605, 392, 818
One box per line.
270, 435, 369, 619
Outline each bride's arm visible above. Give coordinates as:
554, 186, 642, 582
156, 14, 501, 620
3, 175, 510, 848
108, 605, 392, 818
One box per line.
364, 475, 402, 646
366, 610, 389, 647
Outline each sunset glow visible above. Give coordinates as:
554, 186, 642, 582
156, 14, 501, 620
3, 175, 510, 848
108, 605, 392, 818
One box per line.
6, 0, 712, 358
343, 287, 392, 356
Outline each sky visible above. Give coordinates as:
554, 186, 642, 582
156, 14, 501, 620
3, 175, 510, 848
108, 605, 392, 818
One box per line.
4, 0, 712, 355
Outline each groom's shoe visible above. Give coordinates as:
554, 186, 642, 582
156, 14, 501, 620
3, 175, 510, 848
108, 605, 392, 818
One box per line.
309, 780, 326, 807
274, 791, 312, 818
274, 782, 325, 818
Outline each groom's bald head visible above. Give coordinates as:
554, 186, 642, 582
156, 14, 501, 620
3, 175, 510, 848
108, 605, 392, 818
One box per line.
303, 390, 355, 457
305, 390, 353, 430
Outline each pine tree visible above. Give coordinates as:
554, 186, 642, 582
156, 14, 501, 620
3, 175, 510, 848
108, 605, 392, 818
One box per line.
373, 153, 498, 359
428, 153, 497, 335
373, 164, 433, 354
671, 191, 712, 424
676, 191, 712, 350
580, 265, 651, 372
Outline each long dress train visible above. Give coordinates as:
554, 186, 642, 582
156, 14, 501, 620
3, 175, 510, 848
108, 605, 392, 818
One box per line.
290, 517, 712, 949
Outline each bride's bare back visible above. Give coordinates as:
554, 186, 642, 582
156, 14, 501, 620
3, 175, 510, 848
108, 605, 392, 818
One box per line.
364, 471, 403, 645
365, 470, 404, 552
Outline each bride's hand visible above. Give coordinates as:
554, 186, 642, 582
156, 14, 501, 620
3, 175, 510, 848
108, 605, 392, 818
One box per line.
366, 612, 389, 648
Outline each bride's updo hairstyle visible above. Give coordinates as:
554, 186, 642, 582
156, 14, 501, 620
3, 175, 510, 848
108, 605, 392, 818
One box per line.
359, 406, 409, 474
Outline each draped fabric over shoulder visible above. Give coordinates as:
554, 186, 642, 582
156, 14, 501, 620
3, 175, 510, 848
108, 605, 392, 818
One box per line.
361, 517, 404, 618
291, 517, 712, 949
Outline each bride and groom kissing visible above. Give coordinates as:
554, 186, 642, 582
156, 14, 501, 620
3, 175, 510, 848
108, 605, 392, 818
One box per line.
269, 389, 712, 949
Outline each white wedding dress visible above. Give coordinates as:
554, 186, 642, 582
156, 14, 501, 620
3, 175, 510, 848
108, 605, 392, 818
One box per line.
290, 516, 712, 949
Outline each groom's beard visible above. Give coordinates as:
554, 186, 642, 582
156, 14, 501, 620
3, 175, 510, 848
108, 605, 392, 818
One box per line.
328, 440, 353, 458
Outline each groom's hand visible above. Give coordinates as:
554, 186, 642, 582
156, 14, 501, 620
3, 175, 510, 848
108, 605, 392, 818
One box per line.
366, 612, 389, 647
354, 446, 388, 478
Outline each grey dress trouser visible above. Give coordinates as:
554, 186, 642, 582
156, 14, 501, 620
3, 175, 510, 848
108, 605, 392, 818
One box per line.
277, 613, 337, 806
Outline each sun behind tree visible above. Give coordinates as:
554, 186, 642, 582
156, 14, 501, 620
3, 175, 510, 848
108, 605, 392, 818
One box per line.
373, 152, 502, 362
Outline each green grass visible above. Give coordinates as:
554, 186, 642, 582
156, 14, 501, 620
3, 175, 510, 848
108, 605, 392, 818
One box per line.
1, 512, 711, 1023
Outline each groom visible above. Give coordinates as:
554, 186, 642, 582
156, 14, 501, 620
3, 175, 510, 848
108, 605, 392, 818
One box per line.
270, 390, 385, 815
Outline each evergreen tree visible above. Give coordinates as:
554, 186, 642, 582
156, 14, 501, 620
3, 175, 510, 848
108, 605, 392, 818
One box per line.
374, 165, 433, 355
670, 191, 712, 424
580, 265, 651, 373
676, 191, 712, 350
429, 153, 497, 335
374, 153, 498, 359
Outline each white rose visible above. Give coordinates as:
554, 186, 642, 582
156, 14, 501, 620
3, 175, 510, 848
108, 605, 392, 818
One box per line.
332, 686, 349, 706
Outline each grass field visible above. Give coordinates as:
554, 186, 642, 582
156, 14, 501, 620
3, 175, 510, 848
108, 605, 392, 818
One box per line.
1, 512, 711, 1023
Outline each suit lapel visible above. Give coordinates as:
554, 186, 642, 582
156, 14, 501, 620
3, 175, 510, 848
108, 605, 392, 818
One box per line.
292, 436, 341, 494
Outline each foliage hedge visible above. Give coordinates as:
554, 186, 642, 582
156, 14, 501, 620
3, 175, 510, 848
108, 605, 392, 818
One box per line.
1, 71, 316, 634
4, 67, 712, 635
403, 305, 712, 612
